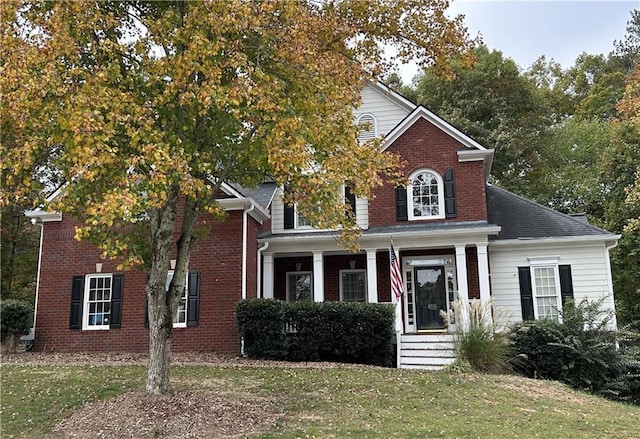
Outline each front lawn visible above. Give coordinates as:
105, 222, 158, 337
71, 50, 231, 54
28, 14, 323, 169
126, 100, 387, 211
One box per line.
1, 358, 639, 438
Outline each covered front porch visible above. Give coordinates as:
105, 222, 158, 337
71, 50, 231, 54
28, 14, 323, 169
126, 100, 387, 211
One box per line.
258, 223, 500, 338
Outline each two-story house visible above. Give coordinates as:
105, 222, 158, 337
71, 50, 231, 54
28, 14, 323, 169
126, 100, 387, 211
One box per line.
26, 82, 620, 369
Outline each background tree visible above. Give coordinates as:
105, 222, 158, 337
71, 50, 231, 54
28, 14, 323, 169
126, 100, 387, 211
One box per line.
409, 45, 551, 196
1, 205, 40, 303
1, 0, 474, 394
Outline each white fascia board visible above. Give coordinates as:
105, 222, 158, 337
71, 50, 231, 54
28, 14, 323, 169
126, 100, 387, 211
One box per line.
369, 81, 417, 112
24, 209, 62, 222
217, 198, 269, 223
220, 182, 244, 198
489, 234, 622, 249
382, 106, 489, 153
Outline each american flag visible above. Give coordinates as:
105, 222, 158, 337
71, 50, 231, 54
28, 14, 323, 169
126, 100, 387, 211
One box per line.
390, 242, 403, 299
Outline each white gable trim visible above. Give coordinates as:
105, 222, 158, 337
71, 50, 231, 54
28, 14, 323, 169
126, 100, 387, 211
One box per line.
382, 106, 488, 152
367, 81, 417, 112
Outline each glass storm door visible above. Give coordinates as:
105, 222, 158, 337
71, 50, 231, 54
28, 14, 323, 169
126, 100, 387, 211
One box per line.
415, 266, 446, 330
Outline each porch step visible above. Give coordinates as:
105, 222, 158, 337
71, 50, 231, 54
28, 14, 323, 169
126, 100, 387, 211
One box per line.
399, 334, 456, 370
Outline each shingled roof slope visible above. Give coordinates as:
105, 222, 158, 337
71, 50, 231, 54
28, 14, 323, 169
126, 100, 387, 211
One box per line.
486, 185, 616, 241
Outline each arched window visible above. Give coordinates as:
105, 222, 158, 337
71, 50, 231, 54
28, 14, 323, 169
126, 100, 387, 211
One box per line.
408, 170, 445, 220
356, 113, 377, 143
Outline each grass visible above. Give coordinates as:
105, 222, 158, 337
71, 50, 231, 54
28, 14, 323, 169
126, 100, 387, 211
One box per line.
2, 363, 640, 438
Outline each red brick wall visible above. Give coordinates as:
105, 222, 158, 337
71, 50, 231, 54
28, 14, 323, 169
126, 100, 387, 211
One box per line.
466, 246, 480, 300
369, 117, 488, 226
33, 209, 249, 356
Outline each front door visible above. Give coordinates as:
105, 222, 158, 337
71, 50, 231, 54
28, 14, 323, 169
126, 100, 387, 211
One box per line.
415, 266, 446, 330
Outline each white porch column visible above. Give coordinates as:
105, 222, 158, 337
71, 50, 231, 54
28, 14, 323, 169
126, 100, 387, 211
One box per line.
455, 244, 470, 330
365, 248, 378, 303
476, 243, 491, 303
262, 253, 274, 299
313, 251, 324, 302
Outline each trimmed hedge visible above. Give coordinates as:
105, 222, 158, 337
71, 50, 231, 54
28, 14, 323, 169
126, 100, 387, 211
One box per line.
236, 299, 395, 366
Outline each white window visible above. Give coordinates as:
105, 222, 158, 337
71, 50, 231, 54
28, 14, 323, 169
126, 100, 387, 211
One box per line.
295, 206, 312, 229
531, 265, 561, 321
340, 270, 367, 302
408, 170, 445, 220
287, 272, 313, 301
357, 113, 377, 143
83, 274, 112, 330
166, 270, 189, 327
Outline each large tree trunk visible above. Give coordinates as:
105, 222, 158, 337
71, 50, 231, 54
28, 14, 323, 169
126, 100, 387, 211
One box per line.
145, 187, 199, 395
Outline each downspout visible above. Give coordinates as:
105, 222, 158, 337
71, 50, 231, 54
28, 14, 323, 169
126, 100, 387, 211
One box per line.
256, 242, 269, 298
31, 218, 44, 346
241, 203, 255, 301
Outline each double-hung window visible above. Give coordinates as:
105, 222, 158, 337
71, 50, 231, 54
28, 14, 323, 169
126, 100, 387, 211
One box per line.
71, 273, 123, 331
340, 270, 367, 302
531, 265, 561, 321
287, 272, 313, 302
84, 274, 113, 329
166, 270, 188, 327
518, 259, 574, 322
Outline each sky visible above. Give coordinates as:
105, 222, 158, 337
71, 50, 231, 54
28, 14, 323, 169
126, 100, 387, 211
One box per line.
399, 0, 638, 83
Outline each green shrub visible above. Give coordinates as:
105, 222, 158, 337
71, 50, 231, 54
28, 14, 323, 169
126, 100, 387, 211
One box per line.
1, 299, 33, 352
508, 298, 640, 404
443, 299, 510, 373
236, 299, 395, 366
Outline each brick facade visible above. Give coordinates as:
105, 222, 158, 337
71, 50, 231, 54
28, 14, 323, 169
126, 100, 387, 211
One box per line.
33, 209, 258, 356
369, 117, 488, 226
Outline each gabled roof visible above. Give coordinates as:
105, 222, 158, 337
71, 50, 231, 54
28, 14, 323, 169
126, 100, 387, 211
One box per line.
228, 182, 277, 210
380, 105, 494, 179
365, 81, 417, 112
486, 185, 619, 243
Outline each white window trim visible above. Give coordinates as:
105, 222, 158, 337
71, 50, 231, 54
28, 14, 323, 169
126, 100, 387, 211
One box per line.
339, 269, 367, 302
529, 259, 562, 321
82, 273, 113, 331
286, 271, 313, 302
167, 270, 189, 328
408, 169, 445, 221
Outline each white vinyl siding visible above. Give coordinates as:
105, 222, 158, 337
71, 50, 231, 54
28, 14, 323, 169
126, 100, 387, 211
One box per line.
272, 188, 369, 233
354, 84, 412, 136
489, 242, 616, 327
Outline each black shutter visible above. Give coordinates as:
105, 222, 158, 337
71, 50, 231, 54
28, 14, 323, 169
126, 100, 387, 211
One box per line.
559, 265, 574, 306
444, 168, 456, 218
345, 185, 357, 218
70, 276, 84, 329
284, 203, 294, 229
396, 186, 408, 221
187, 271, 200, 327
110, 274, 123, 329
518, 267, 535, 321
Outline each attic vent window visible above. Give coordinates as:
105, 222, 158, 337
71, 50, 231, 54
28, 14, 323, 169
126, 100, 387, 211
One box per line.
357, 114, 377, 143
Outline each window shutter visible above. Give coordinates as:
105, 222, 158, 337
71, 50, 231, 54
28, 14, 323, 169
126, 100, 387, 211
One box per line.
70, 276, 84, 329
444, 168, 456, 218
109, 274, 123, 329
187, 271, 200, 327
284, 203, 294, 229
345, 185, 357, 219
558, 265, 574, 306
518, 267, 535, 321
395, 186, 408, 221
